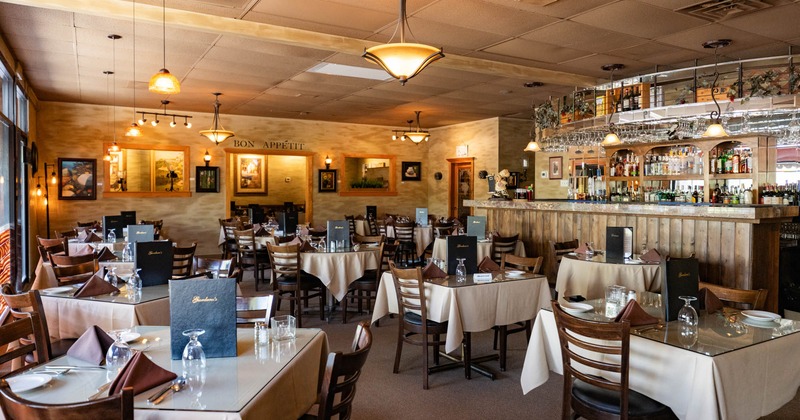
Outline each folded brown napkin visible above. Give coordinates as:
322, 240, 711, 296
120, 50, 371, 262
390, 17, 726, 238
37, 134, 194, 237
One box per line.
83, 232, 102, 243
77, 230, 88, 241
254, 226, 269, 236
698, 287, 724, 314
477, 256, 500, 273
299, 240, 316, 252
73, 273, 119, 298
96, 247, 116, 262
66, 325, 115, 365
109, 352, 177, 396
575, 242, 592, 254
614, 300, 660, 326
640, 248, 662, 263
422, 262, 447, 279
287, 237, 303, 246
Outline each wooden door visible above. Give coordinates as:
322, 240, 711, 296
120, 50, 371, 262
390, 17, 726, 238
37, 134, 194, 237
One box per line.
448, 158, 474, 223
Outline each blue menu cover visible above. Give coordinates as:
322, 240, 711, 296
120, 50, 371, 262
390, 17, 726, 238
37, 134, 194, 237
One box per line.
663, 258, 700, 322
169, 278, 237, 360
135, 241, 173, 287
466, 216, 487, 240
327, 220, 350, 248
416, 208, 428, 226
446, 235, 477, 275
606, 226, 633, 261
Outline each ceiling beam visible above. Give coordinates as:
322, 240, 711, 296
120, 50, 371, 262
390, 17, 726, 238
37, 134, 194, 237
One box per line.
2, 0, 599, 87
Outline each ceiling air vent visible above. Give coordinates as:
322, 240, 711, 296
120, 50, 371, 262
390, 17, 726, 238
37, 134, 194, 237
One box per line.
676, 0, 781, 22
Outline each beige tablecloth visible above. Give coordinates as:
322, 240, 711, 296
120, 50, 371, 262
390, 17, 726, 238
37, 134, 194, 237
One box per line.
372, 272, 551, 353
430, 238, 526, 271
385, 225, 434, 257
555, 255, 661, 301
355, 219, 369, 236
520, 309, 800, 420
301, 249, 380, 301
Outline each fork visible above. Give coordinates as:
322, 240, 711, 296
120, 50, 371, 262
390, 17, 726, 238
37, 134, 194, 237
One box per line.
87, 382, 113, 401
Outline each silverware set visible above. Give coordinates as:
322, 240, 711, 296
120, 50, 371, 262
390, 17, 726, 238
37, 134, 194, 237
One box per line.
147, 377, 186, 405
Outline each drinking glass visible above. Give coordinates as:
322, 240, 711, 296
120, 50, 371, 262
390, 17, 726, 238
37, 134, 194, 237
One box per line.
254, 321, 269, 345
105, 329, 133, 379
271, 315, 296, 341
107, 229, 116, 243
182, 329, 207, 369
455, 258, 467, 283
104, 266, 119, 288
127, 268, 142, 291
121, 242, 132, 262
677, 296, 699, 348
605, 285, 627, 318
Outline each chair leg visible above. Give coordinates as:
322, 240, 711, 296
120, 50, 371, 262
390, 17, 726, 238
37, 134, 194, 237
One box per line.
499, 325, 507, 372
393, 324, 403, 374
433, 334, 440, 366
493, 327, 499, 350
342, 291, 348, 324
357, 290, 363, 314
296, 293, 304, 329
319, 289, 326, 321
525, 320, 532, 341
464, 332, 472, 380
422, 332, 429, 390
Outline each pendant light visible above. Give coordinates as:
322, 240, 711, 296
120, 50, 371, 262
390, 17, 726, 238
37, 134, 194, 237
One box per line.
148, 0, 180, 94
702, 39, 732, 137
126, 1, 142, 137
523, 82, 543, 152
109, 35, 121, 154
363, 0, 443, 85
199, 93, 235, 146
391, 111, 429, 144
601, 64, 625, 146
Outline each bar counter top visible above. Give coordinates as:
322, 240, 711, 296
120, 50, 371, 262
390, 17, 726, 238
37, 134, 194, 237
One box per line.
464, 199, 798, 223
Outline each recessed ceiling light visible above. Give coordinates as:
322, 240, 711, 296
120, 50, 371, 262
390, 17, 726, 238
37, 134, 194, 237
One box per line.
308, 63, 393, 81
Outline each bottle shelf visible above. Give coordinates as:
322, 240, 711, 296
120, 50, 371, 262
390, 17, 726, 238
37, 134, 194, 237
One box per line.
608, 177, 638, 181
643, 175, 704, 181
708, 173, 753, 179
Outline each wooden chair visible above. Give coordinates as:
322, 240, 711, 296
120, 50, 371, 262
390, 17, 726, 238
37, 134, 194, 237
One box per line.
54, 229, 78, 239
547, 239, 579, 287
393, 222, 417, 266
172, 243, 197, 279
36, 236, 68, 262
493, 254, 544, 370
388, 261, 448, 389
302, 321, 373, 420
276, 234, 297, 244
49, 253, 95, 266
51, 260, 97, 286
234, 229, 270, 290
552, 301, 676, 420
194, 255, 242, 283
490, 234, 519, 264
309, 228, 327, 241
219, 219, 242, 259
1, 286, 76, 362
342, 242, 397, 323
352, 234, 385, 245
0, 315, 49, 376
699, 281, 767, 310
266, 243, 325, 328
139, 220, 163, 240
236, 295, 276, 327
0, 379, 133, 420
344, 215, 357, 237
76, 220, 100, 228
366, 217, 379, 236
433, 220, 454, 237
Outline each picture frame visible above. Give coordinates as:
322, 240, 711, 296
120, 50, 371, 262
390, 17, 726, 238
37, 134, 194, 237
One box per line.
58, 158, 97, 200
401, 161, 421, 181
196, 166, 220, 193
234, 154, 267, 195
507, 171, 519, 189
319, 169, 337, 193
549, 156, 563, 180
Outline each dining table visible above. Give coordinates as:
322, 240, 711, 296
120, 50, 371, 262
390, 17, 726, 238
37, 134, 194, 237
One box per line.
555, 253, 662, 301
385, 225, 434, 258
2, 325, 328, 420
33, 259, 135, 291
430, 237, 526, 271
301, 245, 380, 302
38, 284, 170, 341
520, 292, 800, 420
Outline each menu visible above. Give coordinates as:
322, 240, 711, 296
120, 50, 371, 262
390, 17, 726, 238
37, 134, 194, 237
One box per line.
169, 278, 237, 359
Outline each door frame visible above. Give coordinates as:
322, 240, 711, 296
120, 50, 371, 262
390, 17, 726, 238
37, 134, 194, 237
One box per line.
447, 157, 474, 219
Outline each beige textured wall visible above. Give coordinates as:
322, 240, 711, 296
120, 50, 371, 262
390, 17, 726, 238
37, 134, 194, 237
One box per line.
230, 155, 307, 206
498, 118, 533, 190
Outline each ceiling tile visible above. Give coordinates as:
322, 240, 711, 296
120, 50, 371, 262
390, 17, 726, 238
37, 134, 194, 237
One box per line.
720, 4, 800, 41
413, 0, 558, 37
522, 21, 647, 53
483, 38, 592, 64
656, 24, 778, 56
479, 0, 613, 19
572, 0, 707, 39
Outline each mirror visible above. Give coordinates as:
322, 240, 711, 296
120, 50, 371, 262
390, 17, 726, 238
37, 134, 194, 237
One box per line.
340, 154, 397, 196
104, 143, 190, 197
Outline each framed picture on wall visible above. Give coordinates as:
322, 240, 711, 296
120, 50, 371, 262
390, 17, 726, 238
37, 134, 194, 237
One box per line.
196, 166, 220, 193
58, 158, 97, 200
234, 154, 267, 195
401, 161, 421, 181
319, 169, 337, 193
549, 156, 563, 180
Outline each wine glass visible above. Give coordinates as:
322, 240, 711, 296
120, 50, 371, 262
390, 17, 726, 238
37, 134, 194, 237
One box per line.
677, 296, 699, 348
105, 329, 133, 379
104, 266, 119, 288
455, 258, 467, 283
182, 329, 207, 369
128, 268, 142, 291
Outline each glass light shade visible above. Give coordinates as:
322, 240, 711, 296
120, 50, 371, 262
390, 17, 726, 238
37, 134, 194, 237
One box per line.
50, 173, 57, 185
204, 150, 211, 163
702, 122, 728, 137
170, 121, 177, 127
110, 142, 120, 152
184, 121, 192, 128
138, 117, 146, 125
125, 123, 142, 137
404, 131, 429, 144
601, 131, 621, 146
324, 156, 332, 165
148, 69, 181, 94
104, 153, 112, 162
35, 184, 42, 196
43, 196, 48, 206
364, 43, 443, 84
524, 140, 541, 152
200, 129, 235, 145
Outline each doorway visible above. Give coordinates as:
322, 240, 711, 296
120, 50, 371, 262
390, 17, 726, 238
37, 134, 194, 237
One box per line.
447, 158, 474, 224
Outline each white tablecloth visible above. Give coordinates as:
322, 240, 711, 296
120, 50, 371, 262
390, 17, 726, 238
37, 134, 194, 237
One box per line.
430, 238, 526, 271
301, 249, 380, 301
520, 309, 800, 420
372, 272, 551, 353
555, 255, 661, 301
385, 225, 434, 257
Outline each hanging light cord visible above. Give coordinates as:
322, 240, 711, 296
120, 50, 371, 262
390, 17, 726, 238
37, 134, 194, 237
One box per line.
710, 45, 722, 123
132, 0, 136, 121
161, 0, 166, 69
606, 68, 619, 130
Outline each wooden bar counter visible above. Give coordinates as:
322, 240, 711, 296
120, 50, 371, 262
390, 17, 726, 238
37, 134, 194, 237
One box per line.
465, 199, 798, 312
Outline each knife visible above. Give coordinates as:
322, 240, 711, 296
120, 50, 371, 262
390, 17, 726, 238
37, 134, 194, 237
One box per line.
44, 365, 106, 370
147, 379, 178, 403
152, 377, 186, 405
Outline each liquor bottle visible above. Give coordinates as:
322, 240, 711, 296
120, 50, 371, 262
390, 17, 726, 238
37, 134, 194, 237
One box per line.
709, 149, 717, 174
732, 187, 740, 204
746, 150, 753, 173
692, 186, 699, 203
622, 88, 631, 111
713, 181, 721, 204
732, 150, 740, 174
717, 151, 725, 174
633, 86, 641, 110
724, 151, 734, 174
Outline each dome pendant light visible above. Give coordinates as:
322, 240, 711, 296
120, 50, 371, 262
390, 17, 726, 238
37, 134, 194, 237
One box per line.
523, 82, 543, 152
702, 39, 731, 138
199, 92, 235, 146
148, 0, 180, 94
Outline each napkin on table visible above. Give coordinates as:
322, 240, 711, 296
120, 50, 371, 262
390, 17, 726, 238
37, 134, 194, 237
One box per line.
287, 237, 303, 246
66, 325, 115, 365
299, 241, 316, 252
73, 273, 119, 298
421, 262, 447, 279
109, 352, 177, 396
574, 242, 592, 255
83, 232, 103, 243
614, 299, 660, 326
254, 226, 269, 236
698, 287, 724, 314
96, 247, 116, 262
640, 248, 662, 263
477, 256, 500, 273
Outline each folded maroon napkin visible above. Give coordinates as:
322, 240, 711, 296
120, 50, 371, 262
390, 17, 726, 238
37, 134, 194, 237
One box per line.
698, 287, 725, 314
421, 262, 447, 279
254, 226, 269, 236
640, 248, 662, 263
299, 241, 316, 252
83, 232, 103, 243
73, 273, 119, 298
96, 247, 116, 262
477, 256, 500, 273
575, 242, 592, 255
109, 352, 177, 396
614, 300, 660, 326
66, 325, 115, 365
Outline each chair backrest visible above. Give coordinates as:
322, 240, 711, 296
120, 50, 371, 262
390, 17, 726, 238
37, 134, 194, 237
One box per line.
309, 228, 328, 240
393, 222, 415, 243
76, 220, 99, 228
36, 236, 67, 256
276, 234, 297, 244
0, 380, 133, 420
235, 215, 251, 226
172, 243, 197, 279
194, 255, 236, 277
316, 321, 373, 420
344, 215, 356, 237
266, 243, 300, 285
235, 295, 275, 326
547, 239, 579, 283
699, 281, 767, 310
220, 219, 242, 241
352, 234, 385, 245
433, 220, 454, 237
54, 230, 78, 239
388, 261, 429, 329
139, 220, 163, 240
0, 315, 49, 376
1, 287, 53, 361
501, 254, 543, 274
52, 260, 98, 286
552, 301, 631, 419
366, 218, 378, 236
49, 252, 96, 267
490, 234, 519, 263
376, 242, 398, 281
233, 229, 258, 258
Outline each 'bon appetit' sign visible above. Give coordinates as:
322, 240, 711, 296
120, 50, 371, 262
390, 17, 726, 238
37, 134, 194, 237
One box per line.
231, 138, 306, 150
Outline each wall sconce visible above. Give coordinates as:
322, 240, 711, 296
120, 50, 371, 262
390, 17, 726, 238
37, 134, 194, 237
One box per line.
324, 155, 332, 169
42, 162, 57, 238
478, 170, 489, 179
35, 177, 43, 197
520, 158, 529, 182
204, 150, 211, 167
434, 172, 443, 181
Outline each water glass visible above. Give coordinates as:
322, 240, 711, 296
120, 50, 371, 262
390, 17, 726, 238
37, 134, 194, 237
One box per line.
254, 321, 269, 345
455, 258, 467, 283
104, 266, 119, 288
271, 315, 296, 341
604, 285, 627, 318
105, 329, 133, 379
107, 229, 116, 243
182, 329, 207, 369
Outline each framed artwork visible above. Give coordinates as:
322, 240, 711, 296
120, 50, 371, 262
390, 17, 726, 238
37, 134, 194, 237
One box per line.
401, 161, 421, 181
154, 150, 186, 192
196, 166, 220, 193
234, 154, 267, 195
319, 169, 337, 193
549, 157, 563, 180
507, 171, 519, 189
58, 158, 96, 200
